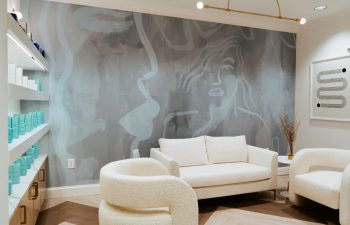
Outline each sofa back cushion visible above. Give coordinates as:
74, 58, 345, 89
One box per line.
205, 136, 248, 164
159, 136, 209, 167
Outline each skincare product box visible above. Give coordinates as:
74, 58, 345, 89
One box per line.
8, 64, 16, 84
15, 68, 23, 86
22, 76, 28, 88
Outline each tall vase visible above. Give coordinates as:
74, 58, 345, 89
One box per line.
288, 143, 294, 160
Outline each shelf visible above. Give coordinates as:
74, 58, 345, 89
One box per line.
8, 154, 48, 218
7, 14, 49, 71
8, 83, 49, 101
9, 124, 50, 164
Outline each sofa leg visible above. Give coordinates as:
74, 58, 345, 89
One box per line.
273, 190, 277, 200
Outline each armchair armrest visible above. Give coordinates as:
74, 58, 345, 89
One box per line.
247, 145, 278, 170
340, 164, 350, 225
150, 148, 180, 177
100, 160, 198, 225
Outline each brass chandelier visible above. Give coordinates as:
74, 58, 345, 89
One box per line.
196, 0, 306, 25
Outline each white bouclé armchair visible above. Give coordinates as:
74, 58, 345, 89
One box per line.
289, 148, 350, 225
99, 158, 198, 225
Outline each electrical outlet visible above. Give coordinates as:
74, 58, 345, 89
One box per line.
68, 159, 75, 169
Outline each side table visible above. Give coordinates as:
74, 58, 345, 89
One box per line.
278, 156, 292, 199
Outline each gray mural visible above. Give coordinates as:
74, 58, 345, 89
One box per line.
22, 0, 295, 187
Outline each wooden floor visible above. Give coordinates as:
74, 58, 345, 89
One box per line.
36, 192, 340, 225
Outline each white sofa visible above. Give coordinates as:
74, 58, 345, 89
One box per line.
151, 135, 278, 200
99, 158, 198, 225
289, 148, 350, 225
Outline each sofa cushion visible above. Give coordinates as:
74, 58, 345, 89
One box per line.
205, 136, 248, 164
180, 162, 271, 188
159, 136, 208, 167
295, 170, 342, 209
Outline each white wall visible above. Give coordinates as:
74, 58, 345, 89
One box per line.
295, 9, 350, 151
7, 0, 20, 12
0, 0, 9, 224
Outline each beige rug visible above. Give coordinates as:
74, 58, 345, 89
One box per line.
205, 208, 323, 225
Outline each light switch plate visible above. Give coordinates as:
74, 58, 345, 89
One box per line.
68, 159, 75, 169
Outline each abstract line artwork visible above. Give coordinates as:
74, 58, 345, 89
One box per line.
310, 56, 350, 121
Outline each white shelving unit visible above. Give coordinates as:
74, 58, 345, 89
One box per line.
0, 1, 9, 224
9, 124, 50, 164
5, 6, 50, 223
8, 154, 48, 218
8, 83, 49, 101
7, 13, 48, 71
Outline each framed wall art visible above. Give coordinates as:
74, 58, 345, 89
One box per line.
310, 55, 350, 121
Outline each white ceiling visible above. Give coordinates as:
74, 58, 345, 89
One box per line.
46, 0, 350, 33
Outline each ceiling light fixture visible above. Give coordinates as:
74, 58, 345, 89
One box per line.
314, 5, 327, 11
197, 1, 205, 10
196, 0, 306, 25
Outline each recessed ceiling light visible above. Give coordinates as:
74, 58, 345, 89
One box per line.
314, 5, 327, 11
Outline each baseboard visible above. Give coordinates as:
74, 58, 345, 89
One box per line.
47, 184, 100, 199
278, 167, 289, 176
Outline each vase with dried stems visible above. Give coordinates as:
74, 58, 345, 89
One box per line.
278, 113, 299, 160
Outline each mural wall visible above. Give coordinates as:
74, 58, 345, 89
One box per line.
22, 0, 296, 187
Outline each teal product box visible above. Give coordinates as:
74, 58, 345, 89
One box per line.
8, 128, 13, 144
25, 114, 32, 132
26, 149, 35, 164
8, 116, 12, 128
12, 127, 19, 139
31, 147, 38, 159
8, 180, 12, 195
18, 114, 25, 123
34, 148, 38, 159
32, 112, 38, 128
20, 157, 27, 176
25, 156, 32, 169
13, 163, 20, 175
19, 114, 26, 136
19, 124, 25, 136
33, 143, 39, 158
12, 115, 19, 127
12, 163, 20, 184
35, 80, 42, 91
37, 111, 44, 125
20, 168, 27, 176
16, 158, 26, 176
33, 142, 39, 149
8, 164, 14, 177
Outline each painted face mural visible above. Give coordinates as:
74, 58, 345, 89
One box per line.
22, 0, 295, 187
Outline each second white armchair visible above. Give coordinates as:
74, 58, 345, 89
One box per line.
289, 148, 350, 225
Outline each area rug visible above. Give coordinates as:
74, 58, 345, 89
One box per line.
205, 208, 323, 225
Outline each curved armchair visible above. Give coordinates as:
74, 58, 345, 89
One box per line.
289, 148, 350, 225
99, 158, 198, 225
